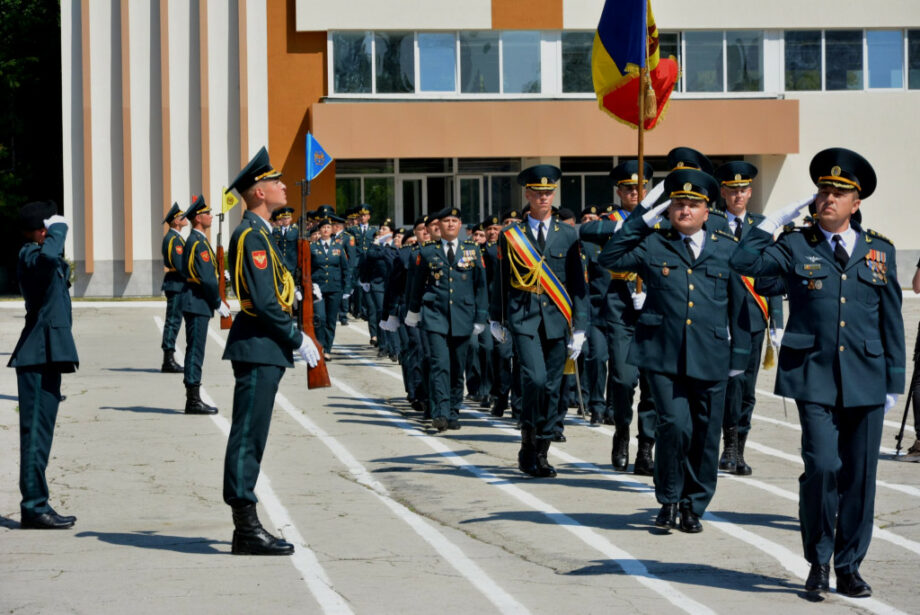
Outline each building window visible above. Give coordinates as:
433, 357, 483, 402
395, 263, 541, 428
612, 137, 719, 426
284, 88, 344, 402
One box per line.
684, 31, 724, 92
659, 32, 681, 89
418, 33, 457, 92
867, 30, 904, 89
332, 32, 372, 93
910, 30, 920, 89
825, 30, 863, 90
784, 30, 822, 91
375, 31, 414, 94
460, 31, 499, 93
561, 31, 593, 93
726, 31, 763, 91
502, 31, 542, 93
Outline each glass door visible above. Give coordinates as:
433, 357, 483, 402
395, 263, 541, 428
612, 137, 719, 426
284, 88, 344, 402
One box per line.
399, 177, 425, 227
457, 176, 483, 226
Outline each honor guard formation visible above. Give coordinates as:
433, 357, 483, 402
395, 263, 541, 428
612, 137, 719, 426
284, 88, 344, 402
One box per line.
11, 145, 917, 600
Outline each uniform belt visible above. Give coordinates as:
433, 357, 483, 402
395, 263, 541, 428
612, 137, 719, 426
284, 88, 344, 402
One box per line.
609, 271, 637, 281
240, 299, 253, 310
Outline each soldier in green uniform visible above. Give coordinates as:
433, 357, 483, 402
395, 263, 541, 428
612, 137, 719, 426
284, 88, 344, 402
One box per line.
713, 162, 785, 476
490, 166, 588, 477
348, 204, 378, 329
178, 196, 230, 415
333, 214, 357, 326
270, 206, 298, 273
730, 148, 904, 597
311, 214, 351, 358
600, 168, 750, 533
10, 201, 79, 529
406, 207, 488, 431
160, 202, 187, 373
222, 146, 321, 555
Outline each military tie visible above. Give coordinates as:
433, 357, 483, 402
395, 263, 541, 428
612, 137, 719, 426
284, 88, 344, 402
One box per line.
447, 241, 456, 265
734, 218, 743, 240
832, 234, 849, 268
683, 237, 696, 263
323, 241, 330, 255
537, 222, 546, 251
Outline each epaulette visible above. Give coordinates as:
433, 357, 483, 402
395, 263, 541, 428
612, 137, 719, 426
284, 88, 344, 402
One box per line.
713, 229, 738, 242
410, 243, 421, 251
781, 223, 796, 234
423, 240, 439, 247
866, 229, 894, 246
708, 208, 727, 218
462, 239, 478, 245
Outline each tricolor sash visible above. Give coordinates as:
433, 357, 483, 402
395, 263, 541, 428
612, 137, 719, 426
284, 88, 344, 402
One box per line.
741, 276, 769, 322
503, 224, 573, 325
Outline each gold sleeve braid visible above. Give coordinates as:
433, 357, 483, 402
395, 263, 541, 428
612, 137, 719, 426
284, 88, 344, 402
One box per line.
233, 228, 296, 316
166, 235, 177, 271
187, 238, 218, 284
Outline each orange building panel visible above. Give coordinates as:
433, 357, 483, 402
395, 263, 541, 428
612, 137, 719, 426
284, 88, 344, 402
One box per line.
492, 0, 563, 30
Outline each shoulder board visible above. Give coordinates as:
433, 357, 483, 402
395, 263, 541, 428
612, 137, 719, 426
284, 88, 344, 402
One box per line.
410, 244, 421, 252
462, 239, 478, 245
713, 229, 738, 242
423, 240, 438, 247
866, 229, 894, 246
708, 208, 727, 218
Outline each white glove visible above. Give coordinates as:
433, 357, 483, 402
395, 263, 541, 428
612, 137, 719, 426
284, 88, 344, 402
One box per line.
631, 291, 646, 310
224, 269, 231, 282
312, 283, 322, 301
885, 394, 899, 414
642, 201, 670, 228
758, 194, 816, 234
473, 323, 486, 336
405, 311, 420, 327
380, 315, 399, 331
490, 320, 508, 343
43, 215, 69, 229
728, 369, 745, 378
567, 330, 586, 361
342, 293, 351, 300
770, 328, 784, 347
218, 302, 231, 318
360, 282, 371, 292
640, 179, 667, 209
297, 333, 320, 368
295, 289, 303, 302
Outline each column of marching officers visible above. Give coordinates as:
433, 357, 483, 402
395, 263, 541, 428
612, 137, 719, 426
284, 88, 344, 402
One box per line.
13, 144, 903, 599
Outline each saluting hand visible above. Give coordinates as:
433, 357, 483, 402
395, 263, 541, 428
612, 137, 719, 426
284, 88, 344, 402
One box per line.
642, 201, 670, 228
43, 215, 69, 229
758, 194, 816, 234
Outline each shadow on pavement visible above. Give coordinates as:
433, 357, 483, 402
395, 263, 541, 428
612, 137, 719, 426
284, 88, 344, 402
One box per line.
100, 406, 182, 415
707, 510, 800, 532
0, 393, 17, 401
0, 515, 20, 529
75, 530, 229, 554
106, 367, 163, 374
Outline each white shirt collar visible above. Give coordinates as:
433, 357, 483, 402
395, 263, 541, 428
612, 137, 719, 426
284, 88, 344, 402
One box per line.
257, 217, 273, 234
442, 238, 457, 251
678, 228, 707, 258
726, 211, 747, 227
818, 224, 858, 256
528, 216, 549, 236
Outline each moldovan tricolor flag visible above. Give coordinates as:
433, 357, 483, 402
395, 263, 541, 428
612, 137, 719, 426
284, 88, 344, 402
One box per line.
591, 0, 679, 130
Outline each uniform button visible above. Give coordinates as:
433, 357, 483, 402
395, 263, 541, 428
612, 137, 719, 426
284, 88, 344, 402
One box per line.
449, 300, 453, 304
688, 301, 694, 307
686, 319, 692, 325
840, 297, 846, 304
839, 345, 845, 352
687, 268, 693, 274
841, 274, 847, 280
840, 321, 846, 327
688, 284, 695, 290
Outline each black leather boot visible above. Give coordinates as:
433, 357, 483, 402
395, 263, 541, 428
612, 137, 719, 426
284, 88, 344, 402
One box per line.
161, 350, 182, 373
518, 425, 539, 476
611, 429, 629, 471
185, 385, 218, 415
490, 397, 507, 418
719, 427, 738, 472
231, 504, 294, 555
535, 438, 557, 478
654, 503, 677, 529
634, 439, 654, 476
735, 431, 753, 475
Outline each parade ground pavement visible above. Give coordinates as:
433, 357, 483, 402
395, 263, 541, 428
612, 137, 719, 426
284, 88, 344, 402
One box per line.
2, 299, 920, 615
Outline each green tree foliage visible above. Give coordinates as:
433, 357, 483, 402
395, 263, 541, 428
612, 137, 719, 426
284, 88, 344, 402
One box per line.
0, 0, 62, 293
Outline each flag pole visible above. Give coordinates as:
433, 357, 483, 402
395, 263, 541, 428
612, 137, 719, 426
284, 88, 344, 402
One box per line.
635, 2, 649, 295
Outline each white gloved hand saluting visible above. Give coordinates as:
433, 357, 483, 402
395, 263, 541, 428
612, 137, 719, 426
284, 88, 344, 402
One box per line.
640, 179, 667, 209
472, 323, 486, 336
405, 311, 420, 328
312, 283, 322, 302
297, 333, 320, 368
567, 330, 586, 361
758, 195, 816, 234
218, 301, 231, 318
489, 320, 508, 343
885, 394, 899, 414
43, 215, 69, 229
631, 291, 646, 310
642, 201, 671, 228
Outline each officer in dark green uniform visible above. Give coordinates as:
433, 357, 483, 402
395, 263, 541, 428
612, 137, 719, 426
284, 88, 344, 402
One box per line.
160, 202, 187, 373
270, 206, 298, 272
222, 146, 321, 555
730, 148, 904, 597
490, 166, 588, 477
178, 196, 229, 415
333, 214, 357, 325
10, 201, 79, 529
713, 161, 785, 476
348, 204, 378, 329
406, 207, 488, 431
362, 219, 399, 360
600, 168, 750, 533
311, 214, 350, 357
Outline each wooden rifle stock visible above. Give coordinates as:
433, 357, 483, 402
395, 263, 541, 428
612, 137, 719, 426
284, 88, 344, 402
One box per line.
217, 245, 232, 329
299, 234, 331, 388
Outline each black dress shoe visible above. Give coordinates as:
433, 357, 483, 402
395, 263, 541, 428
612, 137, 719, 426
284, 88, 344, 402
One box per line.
654, 503, 677, 529
589, 413, 599, 425
678, 507, 703, 533
432, 417, 448, 432
535, 439, 556, 477
633, 441, 654, 476
447, 420, 461, 430
490, 401, 506, 417
479, 395, 492, 408
21, 512, 76, 529
602, 416, 615, 426
804, 563, 830, 595
553, 433, 566, 443
184, 386, 218, 415
231, 504, 294, 555
836, 570, 871, 597
611, 430, 629, 471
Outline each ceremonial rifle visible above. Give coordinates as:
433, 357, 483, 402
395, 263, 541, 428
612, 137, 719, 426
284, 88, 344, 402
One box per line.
296, 178, 331, 389
217, 211, 232, 329
895, 343, 920, 455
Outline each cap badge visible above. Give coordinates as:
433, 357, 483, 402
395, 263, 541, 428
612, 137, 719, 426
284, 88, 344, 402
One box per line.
631, 173, 638, 181
683, 182, 693, 192
831, 165, 841, 177
734, 174, 742, 182
541, 177, 548, 185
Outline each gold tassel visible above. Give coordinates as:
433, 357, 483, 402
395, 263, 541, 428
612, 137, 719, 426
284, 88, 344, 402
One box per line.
644, 82, 657, 119
564, 358, 577, 375
762, 342, 775, 370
